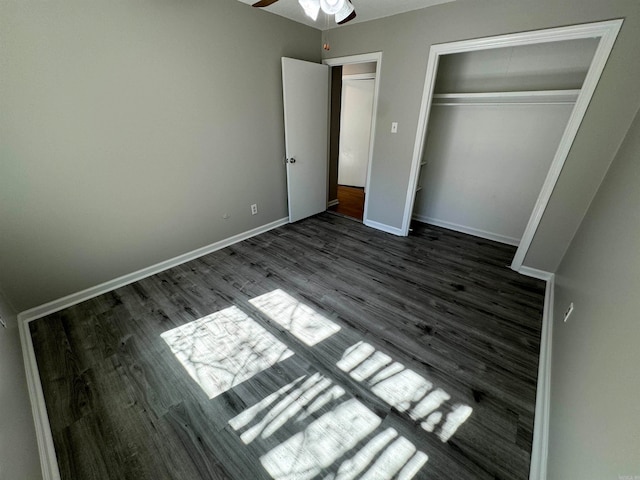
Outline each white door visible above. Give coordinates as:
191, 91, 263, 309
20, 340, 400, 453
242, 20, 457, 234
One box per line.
338, 78, 375, 188
282, 57, 329, 223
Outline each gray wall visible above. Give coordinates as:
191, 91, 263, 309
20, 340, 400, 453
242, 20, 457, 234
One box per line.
414, 103, 573, 244
434, 38, 598, 93
548, 107, 640, 479
342, 61, 377, 76
0, 290, 41, 480
322, 0, 640, 272
0, 0, 320, 312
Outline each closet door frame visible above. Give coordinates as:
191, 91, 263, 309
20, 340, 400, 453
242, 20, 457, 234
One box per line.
403, 20, 623, 268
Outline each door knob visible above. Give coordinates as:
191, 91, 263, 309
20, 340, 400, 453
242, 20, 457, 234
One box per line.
288, 158, 297, 164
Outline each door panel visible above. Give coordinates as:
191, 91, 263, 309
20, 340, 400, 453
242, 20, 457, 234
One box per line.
338, 78, 375, 188
282, 57, 329, 223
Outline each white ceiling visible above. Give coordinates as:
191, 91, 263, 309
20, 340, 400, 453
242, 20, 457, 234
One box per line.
237, 0, 456, 30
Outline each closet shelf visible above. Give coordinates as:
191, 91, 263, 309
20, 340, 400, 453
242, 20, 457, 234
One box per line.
431, 89, 580, 106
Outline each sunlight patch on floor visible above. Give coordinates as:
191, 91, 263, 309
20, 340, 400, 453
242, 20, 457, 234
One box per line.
329, 428, 429, 480
229, 372, 346, 445
250, 289, 341, 346
258, 398, 429, 480
228, 376, 307, 431
230, 373, 428, 480
259, 399, 380, 480
337, 341, 473, 442
161, 306, 294, 399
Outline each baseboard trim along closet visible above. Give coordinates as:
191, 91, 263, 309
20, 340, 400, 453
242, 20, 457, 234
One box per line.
18, 216, 288, 480
528, 273, 555, 480
363, 219, 404, 236
412, 214, 520, 246
517, 266, 555, 282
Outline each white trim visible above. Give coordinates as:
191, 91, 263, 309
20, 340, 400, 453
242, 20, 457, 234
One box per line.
324, 52, 382, 227
404, 20, 624, 265
412, 214, 520, 246
342, 73, 376, 81
432, 90, 580, 105
517, 265, 555, 282
323, 52, 381, 67
18, 216, 289, 480
529, 273, 555, 480
19, 318, 61, 480
511, 20, 622, 270
363, 219, 404, 236
18, 217, 289, 324
327, 198, 339, 207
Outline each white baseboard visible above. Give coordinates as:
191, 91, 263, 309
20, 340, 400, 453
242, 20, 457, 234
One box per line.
412, 214, 520, 246
18, 217, 289, 324
19, 319, 61, 480
363, 219, 404, 236
327, 199, 339, 207
18, 216, 289, 480
529, 274, 555, 480
517, 266, 554, 282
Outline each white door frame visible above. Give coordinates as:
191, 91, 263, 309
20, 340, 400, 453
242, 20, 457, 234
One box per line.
403, 20, 623, 272
324, 52, 382, 225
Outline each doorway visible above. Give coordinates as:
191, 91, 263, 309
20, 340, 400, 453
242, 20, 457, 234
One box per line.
324, 53, 382, 223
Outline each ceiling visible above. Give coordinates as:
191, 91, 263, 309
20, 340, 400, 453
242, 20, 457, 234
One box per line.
237, 0, 456, 30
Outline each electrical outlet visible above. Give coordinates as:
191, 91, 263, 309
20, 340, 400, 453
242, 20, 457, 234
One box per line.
251, 204, 258, 215
563, 302, 574, 322
391, 122, 398, 133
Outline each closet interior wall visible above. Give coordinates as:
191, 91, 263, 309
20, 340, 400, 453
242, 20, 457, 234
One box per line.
412, 38, 599, 246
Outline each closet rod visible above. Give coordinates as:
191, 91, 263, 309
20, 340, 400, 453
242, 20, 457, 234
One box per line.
431, 89, 580, 107
433, 101, 577, 107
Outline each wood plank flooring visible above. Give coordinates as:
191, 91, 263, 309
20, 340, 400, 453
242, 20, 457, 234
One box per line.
30, 213, 545, 480
329, 185, 365, 220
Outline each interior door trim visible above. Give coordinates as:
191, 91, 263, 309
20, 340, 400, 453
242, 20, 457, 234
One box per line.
323, 52, 383, 227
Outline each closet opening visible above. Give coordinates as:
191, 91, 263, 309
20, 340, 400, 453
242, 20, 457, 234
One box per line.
403, 20, 623, 271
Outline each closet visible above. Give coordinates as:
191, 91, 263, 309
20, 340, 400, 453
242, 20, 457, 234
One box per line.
412, 38, 599, 245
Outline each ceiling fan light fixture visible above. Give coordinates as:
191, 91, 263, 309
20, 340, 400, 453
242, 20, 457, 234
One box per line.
319, 0, 345, 15
298, 0, 320, 21
335, 0, 355, 24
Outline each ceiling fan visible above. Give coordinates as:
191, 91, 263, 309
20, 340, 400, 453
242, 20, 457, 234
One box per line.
252, 0, 357, 25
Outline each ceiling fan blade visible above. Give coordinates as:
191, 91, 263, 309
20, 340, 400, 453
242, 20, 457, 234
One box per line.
252, 0, 279, 7
335, 0, 356, 24
337, 10, 356, 24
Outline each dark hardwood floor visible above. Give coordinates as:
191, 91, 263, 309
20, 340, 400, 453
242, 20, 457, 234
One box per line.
30, 213, 545, 480
329, 185, 365, 220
